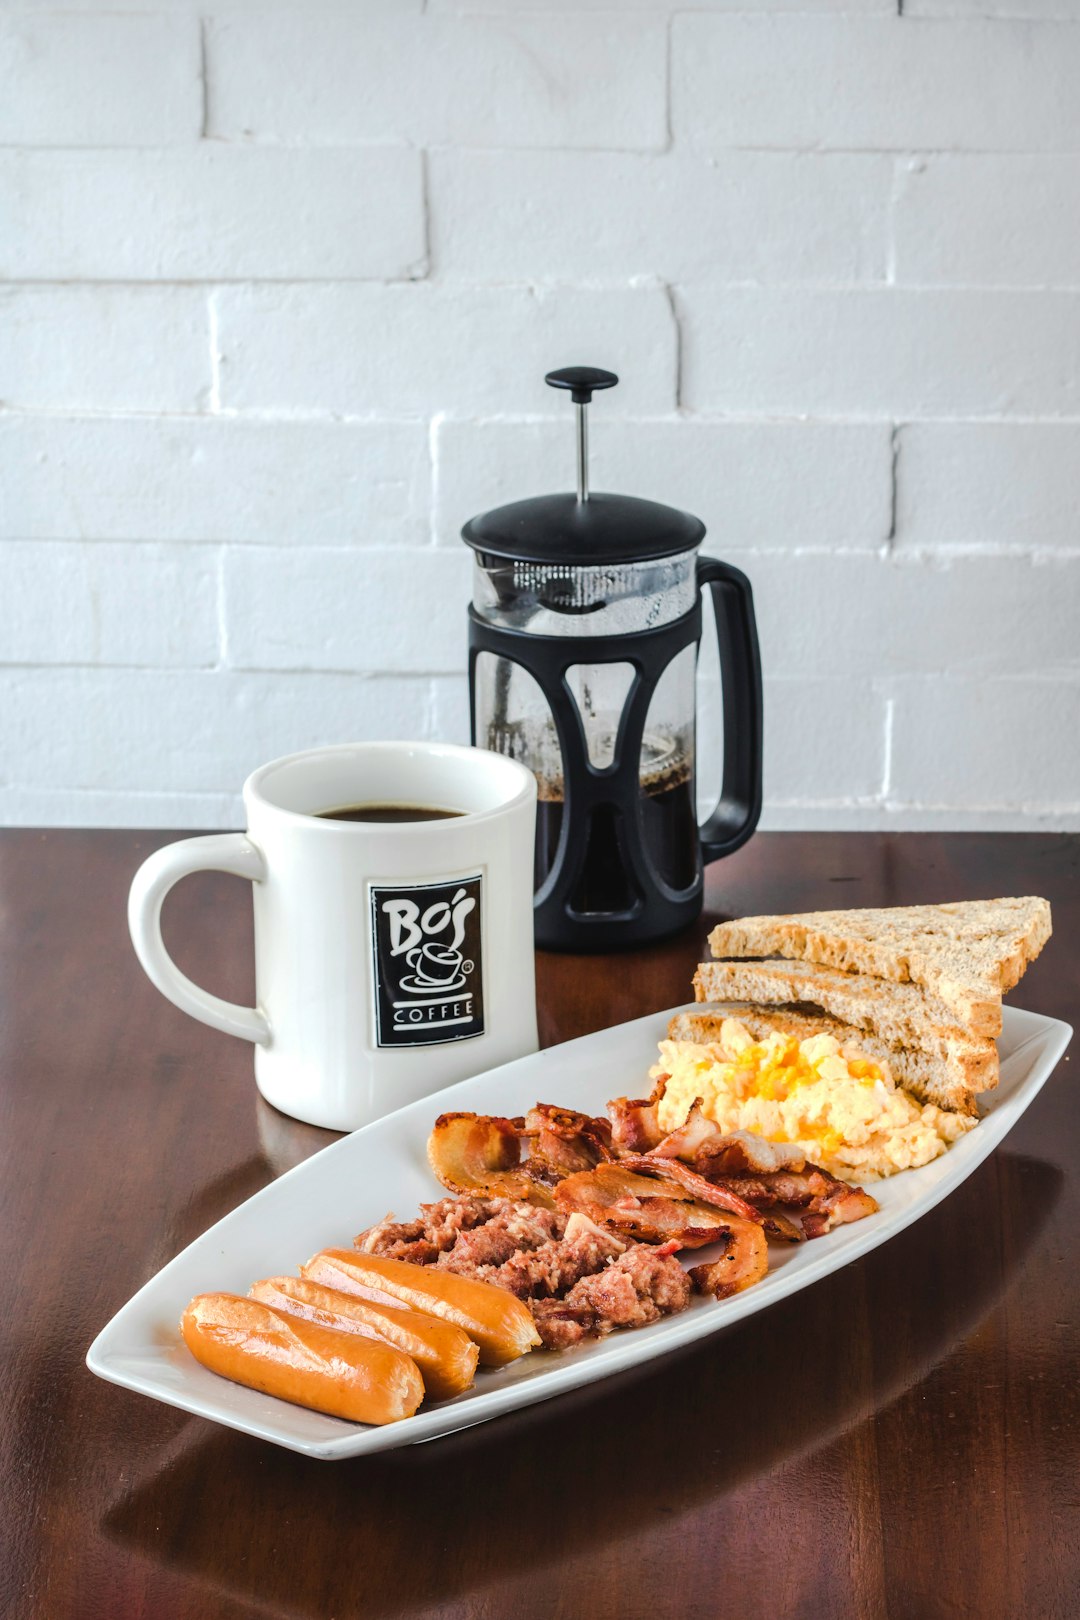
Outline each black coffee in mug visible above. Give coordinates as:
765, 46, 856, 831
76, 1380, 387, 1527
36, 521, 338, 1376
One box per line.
316, 805, 464, 824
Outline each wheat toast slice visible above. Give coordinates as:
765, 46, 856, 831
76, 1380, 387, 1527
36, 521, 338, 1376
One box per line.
706, 898, 1051, 1038
692, 959, 998, 1096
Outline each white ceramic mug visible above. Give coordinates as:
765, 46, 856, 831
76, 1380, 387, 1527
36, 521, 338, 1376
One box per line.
128, 742, 539, 1130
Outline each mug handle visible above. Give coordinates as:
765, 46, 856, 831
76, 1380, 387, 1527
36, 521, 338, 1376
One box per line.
128, 834, 271, 1045
696, 556, 764, 864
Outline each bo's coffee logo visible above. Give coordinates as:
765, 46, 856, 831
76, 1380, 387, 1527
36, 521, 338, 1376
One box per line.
370, 874, 484, 1048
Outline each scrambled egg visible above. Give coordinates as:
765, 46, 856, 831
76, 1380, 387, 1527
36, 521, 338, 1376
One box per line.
652, 1018, 976, 1182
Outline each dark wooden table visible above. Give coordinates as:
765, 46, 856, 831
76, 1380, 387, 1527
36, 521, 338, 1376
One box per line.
2, 830, 1077, 1620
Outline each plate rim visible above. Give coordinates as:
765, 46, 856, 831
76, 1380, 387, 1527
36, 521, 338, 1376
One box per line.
86, 1002, 1073, 1460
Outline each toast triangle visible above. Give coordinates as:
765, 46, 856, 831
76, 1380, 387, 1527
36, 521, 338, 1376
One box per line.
707, 897, 1051, 1037
690, 963, 998, 1096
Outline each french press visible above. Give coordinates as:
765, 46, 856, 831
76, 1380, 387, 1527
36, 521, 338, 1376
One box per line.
464, 367, 763, 951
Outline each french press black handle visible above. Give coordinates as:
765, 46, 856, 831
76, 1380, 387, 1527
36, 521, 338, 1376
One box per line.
696, 556, 764, 862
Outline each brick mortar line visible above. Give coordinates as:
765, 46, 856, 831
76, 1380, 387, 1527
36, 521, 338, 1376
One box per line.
766, 798, 1080, 812
7, 540, 1080, 563
885, 423, 899, 549
417, 147, 432, 281
214, 547, 228, 671
6, 148, 1080, 165
9, 408, 1080, 427
870, 672, 1080, 686
206, 291, 221, 414
880, 696, 895, 799
427, 412, 444, 549
4, 666, 1077, 682
663, 282, 683, 411
662, 14, 674, 156
197, 16, 209, 143
12, 277, 1080, 291
14, 279, 1080, 294
13, 405, 1080, 429
0, 664, 446, 678
764, 804, 1080, 813
0, 788, 239, 799
6, 538, 1080, 560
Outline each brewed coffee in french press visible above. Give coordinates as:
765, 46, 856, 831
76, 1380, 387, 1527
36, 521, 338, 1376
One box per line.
464, 367, 763, 950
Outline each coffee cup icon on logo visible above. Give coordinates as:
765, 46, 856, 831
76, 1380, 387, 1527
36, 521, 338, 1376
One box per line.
371, 871, 486, 1048
405, 943, 469, 988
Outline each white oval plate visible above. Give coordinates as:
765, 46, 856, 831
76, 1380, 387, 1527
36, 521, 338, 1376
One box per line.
87, 1003, 1071, 1460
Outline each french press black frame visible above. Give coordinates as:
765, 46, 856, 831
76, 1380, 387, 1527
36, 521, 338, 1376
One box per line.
465, 368, 763, 951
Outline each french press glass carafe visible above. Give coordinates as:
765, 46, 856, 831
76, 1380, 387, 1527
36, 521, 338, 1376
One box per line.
464, 367, 763, 951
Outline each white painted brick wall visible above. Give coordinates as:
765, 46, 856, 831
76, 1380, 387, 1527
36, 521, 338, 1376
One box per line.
0, 417, 431, 546
3, 3, 1078, 833
890, 679, 1080, 808
746, 553, 1080, 679
205, 12, 668, 150
2, 542, 220, 668
0, 14, 201, 146
893, 155, 1080, 288
2, 287, 210, 411
0, 669, 438, 797
905, 3, 1076, 16
222, 549, 470, 674
213, 285, 677, 417
678, 289, 1080, 418
429, 152, 892, 285
895, 425, 1080, 551
0, 148, 427, 281
672, 16, 1080, 153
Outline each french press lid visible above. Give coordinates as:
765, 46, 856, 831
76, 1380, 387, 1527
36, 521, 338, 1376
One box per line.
460, 368, 705, 565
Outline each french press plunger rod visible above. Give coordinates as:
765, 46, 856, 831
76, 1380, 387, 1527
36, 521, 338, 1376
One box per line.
464, 367, 763, 952
552, 363, 618, 501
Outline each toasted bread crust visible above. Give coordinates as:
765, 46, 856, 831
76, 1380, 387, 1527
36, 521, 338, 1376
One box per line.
706, 898, 1051, 1038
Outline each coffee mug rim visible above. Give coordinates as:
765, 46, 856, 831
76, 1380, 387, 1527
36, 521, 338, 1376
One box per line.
243, 740, 537, 831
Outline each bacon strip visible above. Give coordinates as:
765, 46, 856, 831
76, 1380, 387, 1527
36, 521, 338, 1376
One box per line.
700, 1168, 879, 1237
806, 1183, 879, 1235
688, 1217, 768, 1299
521, 1103, 614, 1182
606, 1074, 668, 1154
554, 1163, 755, 1249
649, 1100, 727, 1162
426, 1112, 555, 1207
615, 1153, 764, 1223
684, 1128, 810, 1176
607, 1099, 663, 1153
